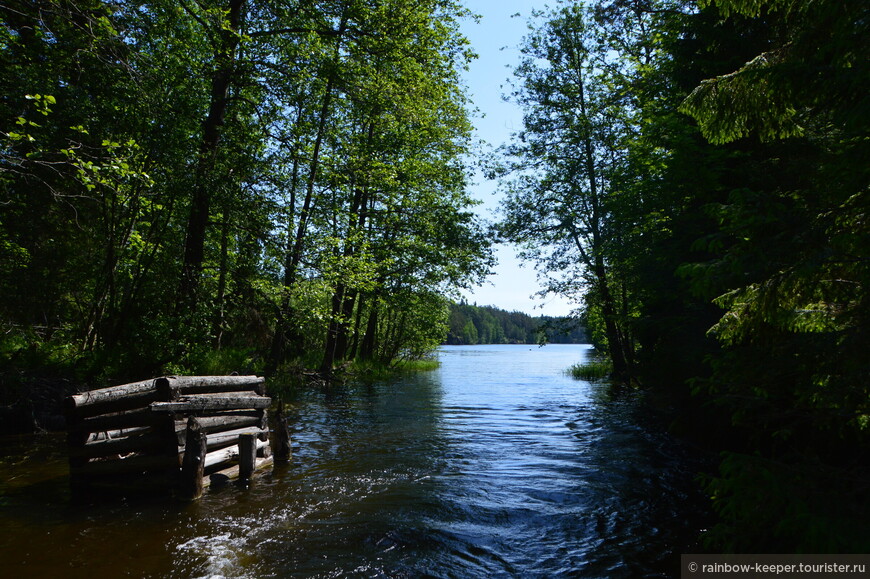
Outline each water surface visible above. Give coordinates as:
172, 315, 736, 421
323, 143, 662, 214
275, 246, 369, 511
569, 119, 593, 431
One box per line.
0, 344, 708, 577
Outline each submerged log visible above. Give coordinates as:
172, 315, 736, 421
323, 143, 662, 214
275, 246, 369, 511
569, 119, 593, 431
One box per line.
71, 472, 179, 496
205, 456, 274, 488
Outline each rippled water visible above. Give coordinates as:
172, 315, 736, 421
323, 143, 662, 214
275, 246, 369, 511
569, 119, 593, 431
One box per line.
0, 344, 709, 578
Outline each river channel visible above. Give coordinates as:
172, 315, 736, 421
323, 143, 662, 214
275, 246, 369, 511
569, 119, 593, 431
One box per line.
0, 344, 710, 578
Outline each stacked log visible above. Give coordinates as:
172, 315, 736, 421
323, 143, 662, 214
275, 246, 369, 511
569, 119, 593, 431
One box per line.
65, 375, 285, 498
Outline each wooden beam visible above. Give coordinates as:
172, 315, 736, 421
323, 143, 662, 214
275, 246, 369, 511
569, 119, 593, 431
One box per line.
203, 438, 268, 471
150, 393, 271, 414
168, 375, 266, 395
238, 433, 257, 481
174, 410, 264, 436
66, 378, 160, 418
204, 426, 269, 451
73, 409, 153, 434
204, 456, 274, 488
70, 430, 166, 459
180, 417, 207, 500
272, 403, 292, 463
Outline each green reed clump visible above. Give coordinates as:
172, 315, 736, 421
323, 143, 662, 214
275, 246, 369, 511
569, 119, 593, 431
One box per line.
567, 357, 612, 381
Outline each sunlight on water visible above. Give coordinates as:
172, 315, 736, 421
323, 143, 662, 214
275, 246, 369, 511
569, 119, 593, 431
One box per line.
0, 344, 710, 578
176, 533, 252, 579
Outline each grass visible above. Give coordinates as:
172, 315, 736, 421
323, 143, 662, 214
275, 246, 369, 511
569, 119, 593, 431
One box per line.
348, 357, 440, 382
566, 356, 612, 381
267, 355, 441, 397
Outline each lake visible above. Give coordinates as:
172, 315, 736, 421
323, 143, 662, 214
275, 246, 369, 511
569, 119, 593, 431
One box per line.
0, 344, 709, 577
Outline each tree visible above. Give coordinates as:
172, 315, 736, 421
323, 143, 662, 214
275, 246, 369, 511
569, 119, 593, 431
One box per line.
673, 0, 870, 550
497, 3, 636, 380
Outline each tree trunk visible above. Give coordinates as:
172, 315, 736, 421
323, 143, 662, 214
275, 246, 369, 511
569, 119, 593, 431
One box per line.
212, 204, 231, 347
360, 297, 379, 361
319, 283, 346, 375
267, 13, 349, 373
178, 0, 245, 317
334, 289, 357, 362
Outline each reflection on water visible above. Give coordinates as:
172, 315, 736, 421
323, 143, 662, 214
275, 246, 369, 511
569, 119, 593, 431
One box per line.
0, 344, 709, 578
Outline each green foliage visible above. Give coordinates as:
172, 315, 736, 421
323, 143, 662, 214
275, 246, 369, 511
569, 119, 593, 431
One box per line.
445, 301, 587, 345
347, 356, 440, 384
0, 0, 492, 422
566, 356, 612, 381
704, 453, 870, 552
500, 0, 869, 552
679, 50, 804, 144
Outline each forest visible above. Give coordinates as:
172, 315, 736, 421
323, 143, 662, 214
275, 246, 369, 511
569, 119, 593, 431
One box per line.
493, 0, 869, 553
445, 301, 588, 345
1, 0, 492, 393
1, 0, 868, 554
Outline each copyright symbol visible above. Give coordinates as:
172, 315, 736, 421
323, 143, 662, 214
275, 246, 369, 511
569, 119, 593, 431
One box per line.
688, 562, 698, 573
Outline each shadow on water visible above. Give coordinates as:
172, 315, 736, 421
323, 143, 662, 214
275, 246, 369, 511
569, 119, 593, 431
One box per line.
0, 345, 711, 578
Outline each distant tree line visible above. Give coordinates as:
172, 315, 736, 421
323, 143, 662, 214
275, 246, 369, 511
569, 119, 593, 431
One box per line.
445, 302, 587, 345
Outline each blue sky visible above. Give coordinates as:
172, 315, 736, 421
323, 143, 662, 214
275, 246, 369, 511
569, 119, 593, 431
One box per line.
457, 1, 576, 317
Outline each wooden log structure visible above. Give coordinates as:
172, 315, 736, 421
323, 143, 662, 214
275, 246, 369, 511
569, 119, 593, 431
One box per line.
65, 375, 279, 499
272, 402, 292, 463
181, 416, 207, 500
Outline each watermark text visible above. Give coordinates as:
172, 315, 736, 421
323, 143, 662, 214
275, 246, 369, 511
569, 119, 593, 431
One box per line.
682, 555, 869, 577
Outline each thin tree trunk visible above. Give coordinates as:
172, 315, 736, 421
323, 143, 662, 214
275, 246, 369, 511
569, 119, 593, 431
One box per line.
360, 297, 379, 361
267, 14, 349, 374
212, 204, 231, 348
178, 0, 245, 317
319, 284, 346, 375
576, 59, 631, 381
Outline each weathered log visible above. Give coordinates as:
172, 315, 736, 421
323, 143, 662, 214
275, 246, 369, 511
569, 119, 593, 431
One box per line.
70, 430, 167, 459
73, 409, 153, 435
204, 456, 274, 488
150, 393, 271, 414
272, 403, 292, 463
66, 378, 161, 419
180, 416, 207, 500
65, 376, 264, 419
155, 376, 180, 402
67, 378, 157, 407
173, 410, 264, 436
204, 438, 268, 471
204, 427, 269, 452
238, 433, 257, 481
85, 426, 152, 443
153, 413, 183, 456
169, 375, 266, 395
